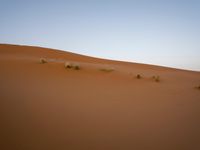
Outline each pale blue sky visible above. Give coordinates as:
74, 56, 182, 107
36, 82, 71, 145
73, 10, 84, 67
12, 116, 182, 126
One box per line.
0, 0, 200, 71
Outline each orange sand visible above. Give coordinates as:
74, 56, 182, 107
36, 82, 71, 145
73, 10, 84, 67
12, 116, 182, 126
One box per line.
0, 44, 200, 150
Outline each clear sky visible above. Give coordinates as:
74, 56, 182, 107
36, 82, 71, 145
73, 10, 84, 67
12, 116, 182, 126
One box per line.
1, 0, 200, 71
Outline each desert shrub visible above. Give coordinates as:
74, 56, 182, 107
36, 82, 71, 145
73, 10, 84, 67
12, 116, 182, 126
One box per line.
64, 62, 80, 70
195, 85, 200, 90
100, 68, 114, 72
74, 64, 80, 70
153, 76, 160, 82
39, 58, 47, 64
64, 62, 73, 69
136, 74, 141, 79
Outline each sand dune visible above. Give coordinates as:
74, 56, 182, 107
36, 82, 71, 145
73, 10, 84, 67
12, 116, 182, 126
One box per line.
0, 44, 200, 150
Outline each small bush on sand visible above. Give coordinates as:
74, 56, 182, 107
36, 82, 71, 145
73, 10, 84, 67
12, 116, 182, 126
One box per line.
64, 62, 73, 69
153, 76, 160, 82
100, 68, 114, 72
195, 85, 200, 90
136, 74, 141, 79
74, 64, 80, 70
39, 58, 47, 64
64, 62, 80, 70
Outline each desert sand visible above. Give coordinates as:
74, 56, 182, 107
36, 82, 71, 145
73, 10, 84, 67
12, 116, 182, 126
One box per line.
0, 44, 200, 150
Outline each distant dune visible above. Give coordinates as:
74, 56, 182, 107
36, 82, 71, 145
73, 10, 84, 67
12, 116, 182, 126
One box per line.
0, 44, 200, 150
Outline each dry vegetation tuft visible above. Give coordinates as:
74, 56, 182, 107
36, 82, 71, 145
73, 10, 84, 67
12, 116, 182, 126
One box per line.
153, 76, 160, 82
100, 68, 114, 72
136, 74, 141, 79
195, 85, 200, 90
64, 62, 73, 69
74, 64, 80, 70
64, 62, 80, 70
39, 58, 47, 64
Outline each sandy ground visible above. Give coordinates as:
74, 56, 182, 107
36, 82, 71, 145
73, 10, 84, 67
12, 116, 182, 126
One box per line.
0, 44, 200, 150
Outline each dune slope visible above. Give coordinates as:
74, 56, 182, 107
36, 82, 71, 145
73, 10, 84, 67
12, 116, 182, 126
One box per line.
0, 44, 200, 150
